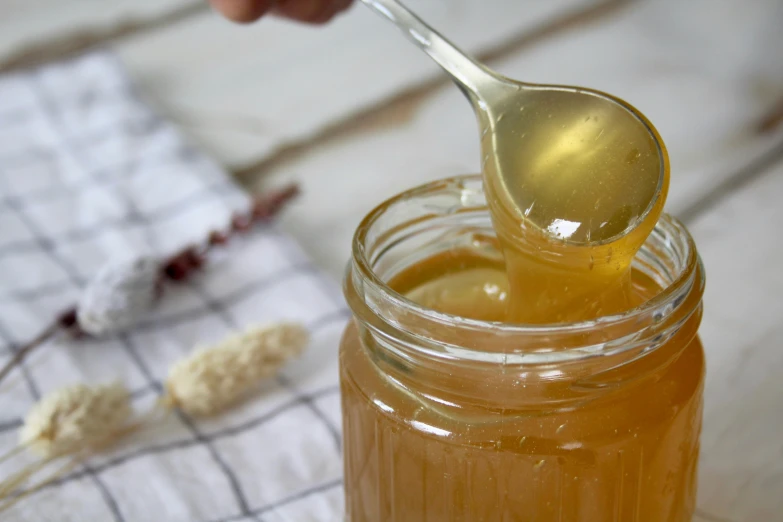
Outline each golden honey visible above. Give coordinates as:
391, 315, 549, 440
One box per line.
340, 176, 704, 521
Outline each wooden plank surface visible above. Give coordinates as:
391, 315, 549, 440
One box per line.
112, 0, 593, 168
0, 0, 200, 70
688, 162, 783, 521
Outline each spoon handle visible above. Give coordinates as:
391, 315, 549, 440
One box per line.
359, 0, 496, 100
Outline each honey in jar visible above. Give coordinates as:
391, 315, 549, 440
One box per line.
340, 175, 704, 521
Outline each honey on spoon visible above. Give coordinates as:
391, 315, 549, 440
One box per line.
361, 0, 669, 323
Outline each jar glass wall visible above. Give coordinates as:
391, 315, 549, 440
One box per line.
340, 175, 705, 522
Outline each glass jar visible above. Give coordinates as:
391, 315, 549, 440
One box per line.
340, 175, 705, 522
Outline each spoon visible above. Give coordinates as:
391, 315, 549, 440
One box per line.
360, 0, 668, 245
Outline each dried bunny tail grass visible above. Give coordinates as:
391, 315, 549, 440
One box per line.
0, 383, 135, 507
19, 382, 133, 459
163, 323, 309, 417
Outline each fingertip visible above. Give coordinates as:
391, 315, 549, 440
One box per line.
314, 0, 353, 24
273, 0, 331, 24
210, 0, 275, 24
310, 8, 339, 25
336, 0, 354, 13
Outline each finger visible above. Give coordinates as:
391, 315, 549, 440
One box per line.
307, 0, 354, 24
316, 0, 352, 22
273, 0, 336, 24
209, 0, 276, 23
335, 0, 353, 13
311, 3, 346, 24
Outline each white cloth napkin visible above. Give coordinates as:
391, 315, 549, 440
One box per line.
0, 51, 347, 522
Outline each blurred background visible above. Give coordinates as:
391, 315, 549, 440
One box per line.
2, 0, 781, 275
1, 0, 782, 520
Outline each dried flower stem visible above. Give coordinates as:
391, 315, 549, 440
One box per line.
0, 456, 82, 513
0, 445, 25, 466
0, 310, 77, 384
0, 415, 153, 509
0, 456, 56, 498
0, 185, 299, 387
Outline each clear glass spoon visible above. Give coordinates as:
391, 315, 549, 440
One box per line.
360, 0, 668, 245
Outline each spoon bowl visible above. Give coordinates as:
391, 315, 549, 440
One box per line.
481, 83, 666, 245
360, 0, 668, 245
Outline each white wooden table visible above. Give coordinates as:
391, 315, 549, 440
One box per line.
2, 1, 782, 520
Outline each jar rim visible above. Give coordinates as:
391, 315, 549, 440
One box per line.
348, 175, 704, 363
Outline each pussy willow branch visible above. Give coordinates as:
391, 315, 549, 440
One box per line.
0, 184, 299, 386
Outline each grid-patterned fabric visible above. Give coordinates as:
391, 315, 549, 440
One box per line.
0, 51, 347, 522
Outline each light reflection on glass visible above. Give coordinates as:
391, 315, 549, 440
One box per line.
421, 392, 461, 409
410, 420, 451, 437
373, 397, 395, 414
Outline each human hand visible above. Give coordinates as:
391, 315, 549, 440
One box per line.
209, 0, 354, 24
